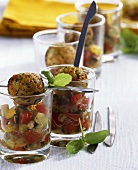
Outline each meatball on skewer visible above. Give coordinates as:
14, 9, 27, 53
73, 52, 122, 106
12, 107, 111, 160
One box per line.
8, 72, 44, 96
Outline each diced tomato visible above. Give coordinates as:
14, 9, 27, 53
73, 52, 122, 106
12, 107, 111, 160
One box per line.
82, 98, 89, 104
14, 147, 25, 151
24, 130, 42, 144
15, 158, 26, 164
52, 112, 62, 128
1, 117, 8, 128
62, 118, 80, 134
1, 116, 15, 129
65, 113, 81, 121
71, 93, 82, 104
9, 117, 15, 124
35, 103, 48, 114
71, 95, 77, 104
43, 134, 50, 144
19, 111, 33, 124
84, 51, 92, 63
75, 93, 82, 100
78, 103, 88, 110
78, 98, 89, 110
13, 131, 23, 138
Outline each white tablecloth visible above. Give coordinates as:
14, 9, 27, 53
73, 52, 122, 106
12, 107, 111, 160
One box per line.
0, 0, 138, 170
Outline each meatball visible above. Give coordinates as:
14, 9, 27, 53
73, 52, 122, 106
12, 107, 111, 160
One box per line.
45, 42, 76, 66
57, 66, 87, 81
8, 72, 44, 96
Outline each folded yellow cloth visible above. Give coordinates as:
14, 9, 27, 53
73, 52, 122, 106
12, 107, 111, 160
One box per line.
0, 0, 76, 37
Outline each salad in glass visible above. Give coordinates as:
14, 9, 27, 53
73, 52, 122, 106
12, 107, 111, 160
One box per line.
40, 65, 96, 139
0, 72, 52, 163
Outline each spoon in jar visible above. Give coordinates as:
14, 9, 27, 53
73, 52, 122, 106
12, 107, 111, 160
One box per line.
74, 1, 96, 67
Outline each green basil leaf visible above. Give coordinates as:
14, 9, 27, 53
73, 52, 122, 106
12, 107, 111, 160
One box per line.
120, 28, 138, 54
87, 144, 98, 154
53, 73, 72, 87
66, 139, 84, 154
85, 130, 108, 145
41, 71, 54, 84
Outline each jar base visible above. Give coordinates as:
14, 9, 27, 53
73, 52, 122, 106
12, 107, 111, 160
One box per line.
51, 129, 92, 148
0, 146, 50, 164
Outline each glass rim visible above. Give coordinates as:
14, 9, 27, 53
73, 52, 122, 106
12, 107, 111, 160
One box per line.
0, 90, 52, 98
56, 13, 105, 28
33, 29, 81, 45
75, 1, 123, 14
40, 64, 96, 81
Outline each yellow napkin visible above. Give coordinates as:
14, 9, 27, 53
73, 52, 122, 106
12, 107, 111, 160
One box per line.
0, 0, 76, 37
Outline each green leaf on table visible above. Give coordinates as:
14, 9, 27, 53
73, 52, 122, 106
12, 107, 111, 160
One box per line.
85, 130, 108, 145
41, 71, 54, 84
87, 144, 98, 154
66, 139, 84, 154
120, 28, 138, 54
53, 73, 72, 87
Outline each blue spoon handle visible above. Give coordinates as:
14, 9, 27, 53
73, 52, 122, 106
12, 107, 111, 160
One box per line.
74, 1, 96, 67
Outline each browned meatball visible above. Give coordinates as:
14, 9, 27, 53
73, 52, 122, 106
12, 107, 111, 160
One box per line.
45, 42, 76, 66
8, 72, 44, 96
57, 66, 87, 81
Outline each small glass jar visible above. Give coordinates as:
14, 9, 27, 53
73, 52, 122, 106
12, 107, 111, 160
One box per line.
40, 64, 96, 147
0, 81, 52, 164
75, 0, 123, 58
56, 13, 105, 76
121, 0, 138, 35
33, 29, 83, 73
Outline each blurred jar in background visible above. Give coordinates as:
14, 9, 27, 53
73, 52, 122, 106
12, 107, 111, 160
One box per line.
56, 12, 105, 77
121, 0, 138, 21
75, 0, 123, 58
121, 0, 138, 35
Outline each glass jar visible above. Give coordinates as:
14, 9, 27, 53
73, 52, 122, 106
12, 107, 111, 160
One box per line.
40, 64, 96, 147
56, 13, 105, 76
75, 0, 123, 58
33, 29, 83, 73
0, 81, 52, 164
121, 0, 138, 34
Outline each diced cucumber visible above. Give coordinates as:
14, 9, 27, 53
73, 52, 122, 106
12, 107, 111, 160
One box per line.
1, 104, 9, 117
34, 112, 48, 126
6, 139, 15, 149
3, 124, 18, 132
19, 124, 28, 133
33, 123, 44, 133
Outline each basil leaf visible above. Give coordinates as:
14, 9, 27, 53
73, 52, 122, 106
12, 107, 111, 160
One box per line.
120, 28, 138, 54
53, 73, 72, 87
85, 130, 108, 145
66, 139, 84, 154
87, 144, 98, 154
41, 71, 54, 84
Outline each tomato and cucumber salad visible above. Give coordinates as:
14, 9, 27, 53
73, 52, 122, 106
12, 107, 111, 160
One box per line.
0, 102, 50, 151
52, 91, 92, 134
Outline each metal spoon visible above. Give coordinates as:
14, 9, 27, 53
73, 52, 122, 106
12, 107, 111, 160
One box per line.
87, 111, 102, 154
104, 106, 116, 146
74, 1, 96, 67
0, 84, 99, 93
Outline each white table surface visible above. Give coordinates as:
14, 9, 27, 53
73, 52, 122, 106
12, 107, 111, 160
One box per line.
0, 0, 138, 170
